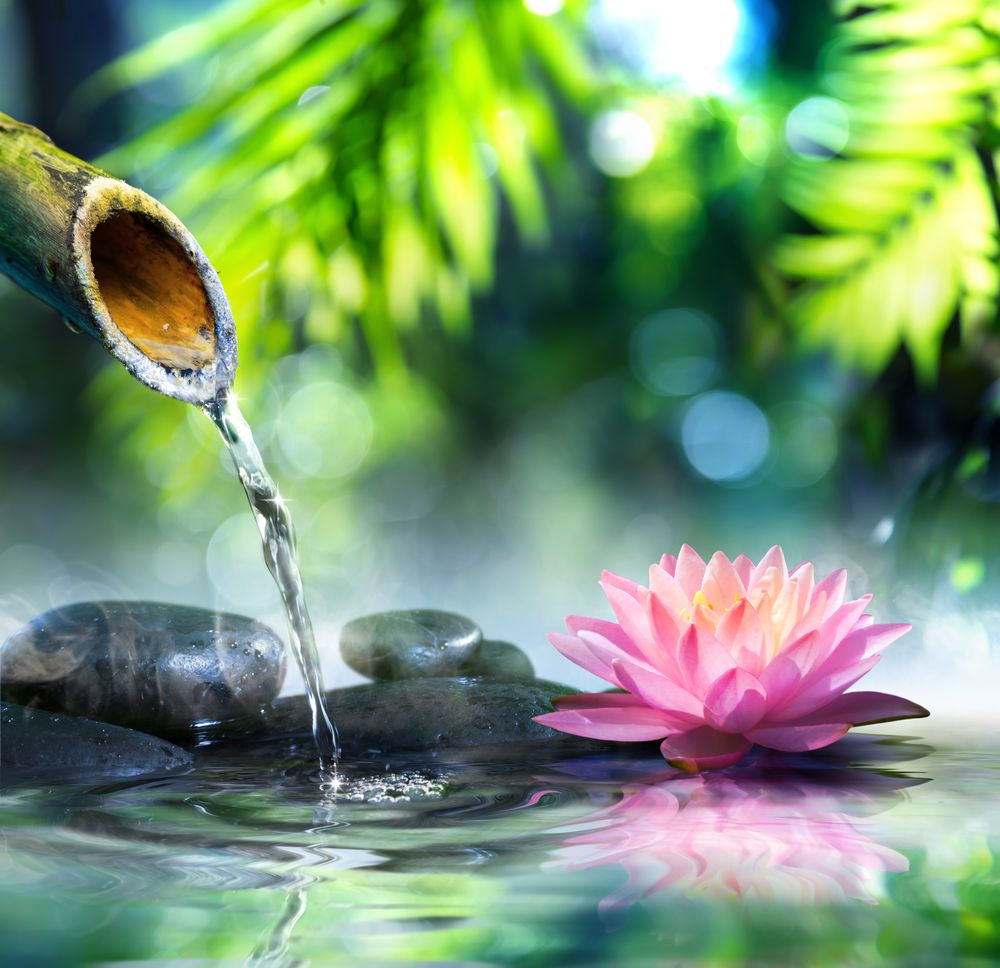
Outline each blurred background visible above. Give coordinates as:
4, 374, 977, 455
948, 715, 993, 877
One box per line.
1, 0, 999, 716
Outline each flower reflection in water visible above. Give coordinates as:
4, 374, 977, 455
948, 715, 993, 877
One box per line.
551, 770, 910, 914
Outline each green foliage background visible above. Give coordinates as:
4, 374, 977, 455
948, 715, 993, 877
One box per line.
4, 0, 1000, 590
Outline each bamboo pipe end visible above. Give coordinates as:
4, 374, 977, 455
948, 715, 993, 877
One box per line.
73, 177, 237, 405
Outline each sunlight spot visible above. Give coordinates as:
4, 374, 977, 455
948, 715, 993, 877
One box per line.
590, 0, 773, 94
524, 0, 564, 14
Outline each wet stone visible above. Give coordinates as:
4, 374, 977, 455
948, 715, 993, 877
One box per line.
210, 677, 610, 756
0, 702, 192, 783
0, 601, 286, 737
340, 609, 482, 680
458, 639, 535, 681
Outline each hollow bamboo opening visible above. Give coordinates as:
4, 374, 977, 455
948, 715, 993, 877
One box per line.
90, 211, 218, 372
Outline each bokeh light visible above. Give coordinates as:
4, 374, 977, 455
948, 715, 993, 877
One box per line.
736, 110, 775, 165
630, 308, 721, 397
681, 391, 770, 483
768, 402, 838, 488
785, 97, 850, 159
207, 515, 280, 609
589, 110, 656, 178
276, 381, 373, 480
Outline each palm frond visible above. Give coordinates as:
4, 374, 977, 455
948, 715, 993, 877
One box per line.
772, 0, 1000, 379
87, 0, 594, 381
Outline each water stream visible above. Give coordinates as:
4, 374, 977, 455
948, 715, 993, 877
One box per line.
204, 386, 339, 766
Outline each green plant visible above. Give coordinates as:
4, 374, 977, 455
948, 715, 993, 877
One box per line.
82, 0, 593, 383
772, 0, 1000, 380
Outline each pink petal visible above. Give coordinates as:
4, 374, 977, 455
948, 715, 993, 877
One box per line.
648, 564, 691, 616
660, 726, 753, 771
535, 710, 673, 742
703, 667, 767, 733
791, 596, 872, 673
535, 692, 680, 740
612, 658, 704, 722
646, 595, 685, 680
818, 595, 873, 647
659, 553, 678, 576
548, 632, 618, 686
565, 615, 644, 659
731, 554, 753, 587
759, 643, 808, 707
577, 629, 670, 689
702, 551, 746, 608
600, 569, 641, 599
601, 582, 658, 668
714, 599, 765, 670
794, 690, 928, 727
823, 623, 911, 668
771, 655, 881, 722
788, 561, 815, 601
674, 544, 708, 599
750, 545, 788, 589
745, 722, 850, 752
676, 625, 737, 695
811, 568, 848, 618
552, 691, 655, 710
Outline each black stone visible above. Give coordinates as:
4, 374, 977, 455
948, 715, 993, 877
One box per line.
458, 639, 535, 680
0, 601, 286, 737
340, 609, 481, 680
206, 677, 608, 755
0, 702, 192, 783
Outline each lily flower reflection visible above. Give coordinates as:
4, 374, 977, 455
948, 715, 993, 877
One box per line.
550, 774, 908, 913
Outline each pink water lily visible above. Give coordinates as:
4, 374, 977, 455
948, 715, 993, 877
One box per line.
534, 545, 928, 770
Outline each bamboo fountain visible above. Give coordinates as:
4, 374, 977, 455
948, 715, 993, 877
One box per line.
0, 111, 236, 402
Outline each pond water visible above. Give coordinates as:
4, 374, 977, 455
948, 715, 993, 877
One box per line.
2, 723, 997, 966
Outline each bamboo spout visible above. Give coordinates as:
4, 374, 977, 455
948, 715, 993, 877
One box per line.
0, 112, 236, 404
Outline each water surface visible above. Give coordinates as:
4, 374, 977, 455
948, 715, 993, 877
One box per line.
1, 726, 997, 966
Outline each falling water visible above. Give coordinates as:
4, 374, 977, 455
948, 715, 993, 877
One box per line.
204, 386, 339, 765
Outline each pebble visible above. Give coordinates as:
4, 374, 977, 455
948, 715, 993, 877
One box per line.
1, 702, 192, 783
458, 639, 535, 680
0, 601, 286, 737
340, 609, 481, 680
206, 677, 607, 755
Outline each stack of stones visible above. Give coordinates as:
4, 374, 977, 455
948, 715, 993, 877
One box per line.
338, 609, 534, 683
1, 602, 583, 782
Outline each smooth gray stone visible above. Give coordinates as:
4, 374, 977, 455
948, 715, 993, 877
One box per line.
0, 702, 192, 782
458, 639, 535, 681
214, 677, 603, 754
0, 601, 286, 737
340, 609, 481, 680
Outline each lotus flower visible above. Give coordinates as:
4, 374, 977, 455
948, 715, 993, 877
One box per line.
535, 545, 928, 770
552, 774, 909, 910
